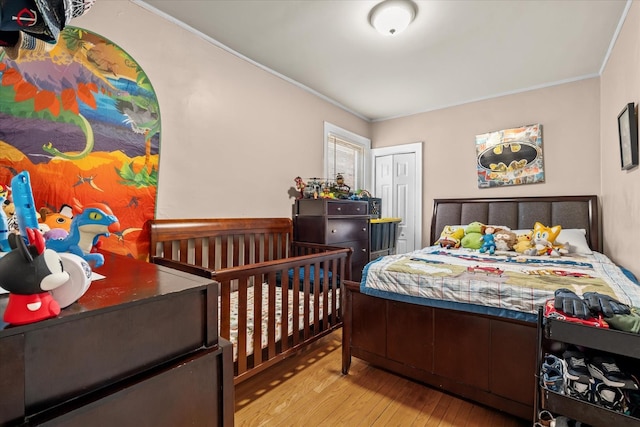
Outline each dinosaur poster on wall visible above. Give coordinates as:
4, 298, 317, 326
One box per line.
0, 26, 160, 260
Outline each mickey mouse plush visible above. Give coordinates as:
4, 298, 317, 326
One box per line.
0, 228, 69, 325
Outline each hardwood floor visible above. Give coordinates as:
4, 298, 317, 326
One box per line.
235, 330, 530, 426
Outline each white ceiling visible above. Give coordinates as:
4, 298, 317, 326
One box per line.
136, 0, 629, 122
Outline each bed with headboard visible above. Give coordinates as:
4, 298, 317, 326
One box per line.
341, 195, 640, 420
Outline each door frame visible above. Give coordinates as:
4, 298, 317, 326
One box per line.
371, 142, 423, 249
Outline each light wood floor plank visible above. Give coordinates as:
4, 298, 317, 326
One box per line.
235, 330, 529, 427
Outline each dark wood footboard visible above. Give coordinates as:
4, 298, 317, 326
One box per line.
342, 280, 536, 420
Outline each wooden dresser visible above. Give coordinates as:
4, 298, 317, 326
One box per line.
293, 199, 369, 281
0, 252, 233, 427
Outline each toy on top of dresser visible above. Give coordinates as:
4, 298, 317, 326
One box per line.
44, 198, 120, 268
0, 228, 69, 325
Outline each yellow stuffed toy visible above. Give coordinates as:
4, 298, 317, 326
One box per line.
524, 222, 568, 257
514, 230, 533, 253
436, 225, 465, 249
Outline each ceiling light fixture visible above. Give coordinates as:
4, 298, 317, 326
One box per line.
369, 0, 417, 36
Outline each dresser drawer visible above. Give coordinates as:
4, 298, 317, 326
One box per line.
296, 199, 368, 216
340, 240, 369, 281
326, 218, 368, 244
326, 201, 368, 216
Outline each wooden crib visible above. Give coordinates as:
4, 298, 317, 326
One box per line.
148, 217, 351, 384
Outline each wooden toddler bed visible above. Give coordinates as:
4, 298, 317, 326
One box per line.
149, 217, 351, 384
342, 195, 613, 420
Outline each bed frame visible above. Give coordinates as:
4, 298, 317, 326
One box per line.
148, 217, 351, 384
342, 195, 599, 420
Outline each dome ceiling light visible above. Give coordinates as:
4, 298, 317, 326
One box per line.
369, 0, 417, 36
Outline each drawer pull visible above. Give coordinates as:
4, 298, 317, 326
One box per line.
331, 229, 337, 233
356, 207, 361, 211
361, 248, 367, 252
362, 228, 367, 232
336, 207, 342, 211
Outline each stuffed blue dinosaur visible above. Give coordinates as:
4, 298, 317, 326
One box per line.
45, 200, 120, 268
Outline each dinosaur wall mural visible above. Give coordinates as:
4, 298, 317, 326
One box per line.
0, 26, 160, 260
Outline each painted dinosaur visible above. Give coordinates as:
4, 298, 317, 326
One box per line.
45, 199, 120, 268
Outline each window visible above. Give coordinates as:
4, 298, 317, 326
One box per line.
324, 122, 371, 192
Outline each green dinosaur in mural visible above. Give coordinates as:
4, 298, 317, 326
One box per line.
42, 113, 94, 160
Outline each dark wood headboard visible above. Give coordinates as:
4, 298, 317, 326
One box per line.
431, 195, 600, 252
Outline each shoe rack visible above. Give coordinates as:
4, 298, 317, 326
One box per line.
535, 307, 640, 426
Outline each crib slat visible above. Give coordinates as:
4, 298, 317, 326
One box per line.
221, 236, 229, 269
267, 272, 277, 359
313, 261, 320, 333
244, 234, 251, 265
179, 239, 188, 263
253, 278, 263, 366
280, 267, 290, 353
292, 266, 300, 347
220, 280, 231, 341
322, 261, 329, 331
194, 237, 203, 267
207, 236, 216, 269
237, 277, 248, 376
303, 266, 311, 340
233, 234, 241, 267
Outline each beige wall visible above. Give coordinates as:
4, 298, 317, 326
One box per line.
74, 1, 369, 219
75, 1, 638, 277
601, 1, 640, 278
371, 78, 602, 247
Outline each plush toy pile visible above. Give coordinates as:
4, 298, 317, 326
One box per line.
438, 221, 568, 257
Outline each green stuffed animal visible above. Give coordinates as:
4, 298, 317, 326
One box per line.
461, 222, 485, 250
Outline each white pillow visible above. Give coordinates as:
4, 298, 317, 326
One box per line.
557, 228, 593, 255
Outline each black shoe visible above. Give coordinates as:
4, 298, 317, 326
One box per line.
563, 350, 592, 383
593, 379, 627, 412
587, 356, 638, 389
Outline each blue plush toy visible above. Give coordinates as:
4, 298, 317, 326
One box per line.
478, 226, 497, 255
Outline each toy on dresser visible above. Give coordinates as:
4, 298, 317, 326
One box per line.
0, 183, 10, 252
0, 228, 69, 325
45, 198, 120, 268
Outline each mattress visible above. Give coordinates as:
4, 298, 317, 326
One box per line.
220, 283, 337, 361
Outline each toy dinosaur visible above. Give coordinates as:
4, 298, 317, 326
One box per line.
45, 199, 120, 268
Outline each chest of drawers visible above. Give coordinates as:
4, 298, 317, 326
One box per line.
0, 252, 233, 427
294, 199, 369, 281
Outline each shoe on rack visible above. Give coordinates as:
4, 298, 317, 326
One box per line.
542, 354, 565, 393
566, 377, 593, 403
587, 355, 638, 389
593, 379, 627, 412
563, 350, 592, 383
543, 354, 564, 373
537, 410, 554, 427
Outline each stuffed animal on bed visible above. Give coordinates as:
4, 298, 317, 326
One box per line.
514, 230, 533, 253
524, 222, 568, 257
436, 226, 465, 249
494, 229, 517, 251
461, 222, 485, 250
478, 226, 497, 255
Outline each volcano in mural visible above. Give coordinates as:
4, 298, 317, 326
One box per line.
0, 26, 160, 260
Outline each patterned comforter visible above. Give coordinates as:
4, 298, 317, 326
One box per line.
220, 284, 337, 361
361, 247, 640, 322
